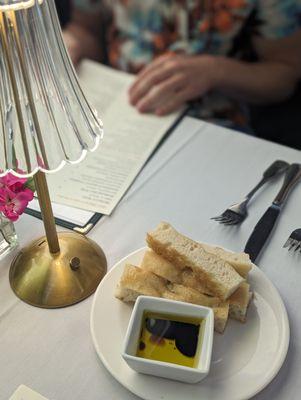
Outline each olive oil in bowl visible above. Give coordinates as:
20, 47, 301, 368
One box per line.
137, 312, 205, 368
122, 296, 214, 383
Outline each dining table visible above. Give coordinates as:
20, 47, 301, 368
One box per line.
0, 116, 300, 400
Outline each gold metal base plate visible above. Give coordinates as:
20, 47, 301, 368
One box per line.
9, 232, 107, 308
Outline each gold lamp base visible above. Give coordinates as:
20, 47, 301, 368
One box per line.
9, 232, 107, 309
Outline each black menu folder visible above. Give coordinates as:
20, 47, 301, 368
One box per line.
26, 199, 103, 234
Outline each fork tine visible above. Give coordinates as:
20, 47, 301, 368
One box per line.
211, 216, 226, 221
293, 239, 299, 248
284, 229, 301, 254
212, 207, 245, 226
283, 238, 292, 248
214, 215, 229, 222
289, 240, 298, 251
221, 218, 242, 225
223, 220, 240, 226
233, 215, 243, 223
218, 217, 233, 224
294, 242, 301, 252
211, 214, 225, 220
227, 214, 243, 224
222, 215, 240, 224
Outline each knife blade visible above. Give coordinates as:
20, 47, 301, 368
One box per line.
244, 163, 301, 263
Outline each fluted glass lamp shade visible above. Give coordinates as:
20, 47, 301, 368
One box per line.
2, 0, 107, 309
0, 0, 103, 177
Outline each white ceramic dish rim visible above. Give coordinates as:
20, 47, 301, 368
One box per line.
90, 246, 290, 400
122, 296, 214, 375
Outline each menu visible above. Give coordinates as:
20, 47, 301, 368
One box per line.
46, 60, 183, 215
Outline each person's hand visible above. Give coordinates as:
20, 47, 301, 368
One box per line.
129, 54, 219, 115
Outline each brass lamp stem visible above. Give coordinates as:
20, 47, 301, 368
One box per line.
34, 171, 60, 254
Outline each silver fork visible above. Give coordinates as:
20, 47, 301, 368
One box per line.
284, 229, 301, 252
211, 160, 289, 225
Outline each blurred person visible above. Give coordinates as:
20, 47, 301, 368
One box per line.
63, 1, 301, 132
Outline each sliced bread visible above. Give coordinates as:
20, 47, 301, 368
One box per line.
115, 264, 229, 333
141, 249, 251, 322
212, 303, 230, 334
146, 222, 244, 300
228, 282, 251, 322
201, 243, 252, 278
141, 249, 212, 294
141, 249, 182, 284
115, 264, 166, 300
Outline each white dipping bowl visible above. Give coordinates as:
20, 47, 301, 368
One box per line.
122, 296, 214, 384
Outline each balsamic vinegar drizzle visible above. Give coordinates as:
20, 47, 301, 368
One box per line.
137, 312, 204, 368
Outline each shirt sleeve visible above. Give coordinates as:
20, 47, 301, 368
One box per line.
73, 0, 102, 12
257, 0, 300, 39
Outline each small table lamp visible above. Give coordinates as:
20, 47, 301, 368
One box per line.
0, 0, 107, 308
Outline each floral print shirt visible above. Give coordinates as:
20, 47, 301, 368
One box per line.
74, 0, 301, 129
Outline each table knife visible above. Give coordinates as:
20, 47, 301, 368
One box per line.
244, 163, 301, 263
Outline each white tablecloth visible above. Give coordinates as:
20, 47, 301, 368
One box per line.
1, 117, 301, 400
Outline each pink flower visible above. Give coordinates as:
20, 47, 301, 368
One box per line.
0, 187, 34, 222
0, 173, 27, 193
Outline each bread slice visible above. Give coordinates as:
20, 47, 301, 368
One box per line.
141, 249, 251, 322
146, 222, 244, 300
163, 283, 220, 308
212, 304, 230, 334
141, 249, 212, 294
201, 243, 252, 278
115, 264, 166, 300
115, 264, 229, 333
228, 282, 250, 322
141, 250, 182, 284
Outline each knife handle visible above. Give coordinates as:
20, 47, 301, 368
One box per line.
244, 206, 280, 263
274, 164, 301, 206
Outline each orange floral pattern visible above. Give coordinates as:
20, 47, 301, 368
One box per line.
199, 0, 247, 33
72, 0, 300, 72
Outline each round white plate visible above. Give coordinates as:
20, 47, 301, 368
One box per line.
90, 247, 289, 400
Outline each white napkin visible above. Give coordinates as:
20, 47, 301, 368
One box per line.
9, 385, 48, 400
